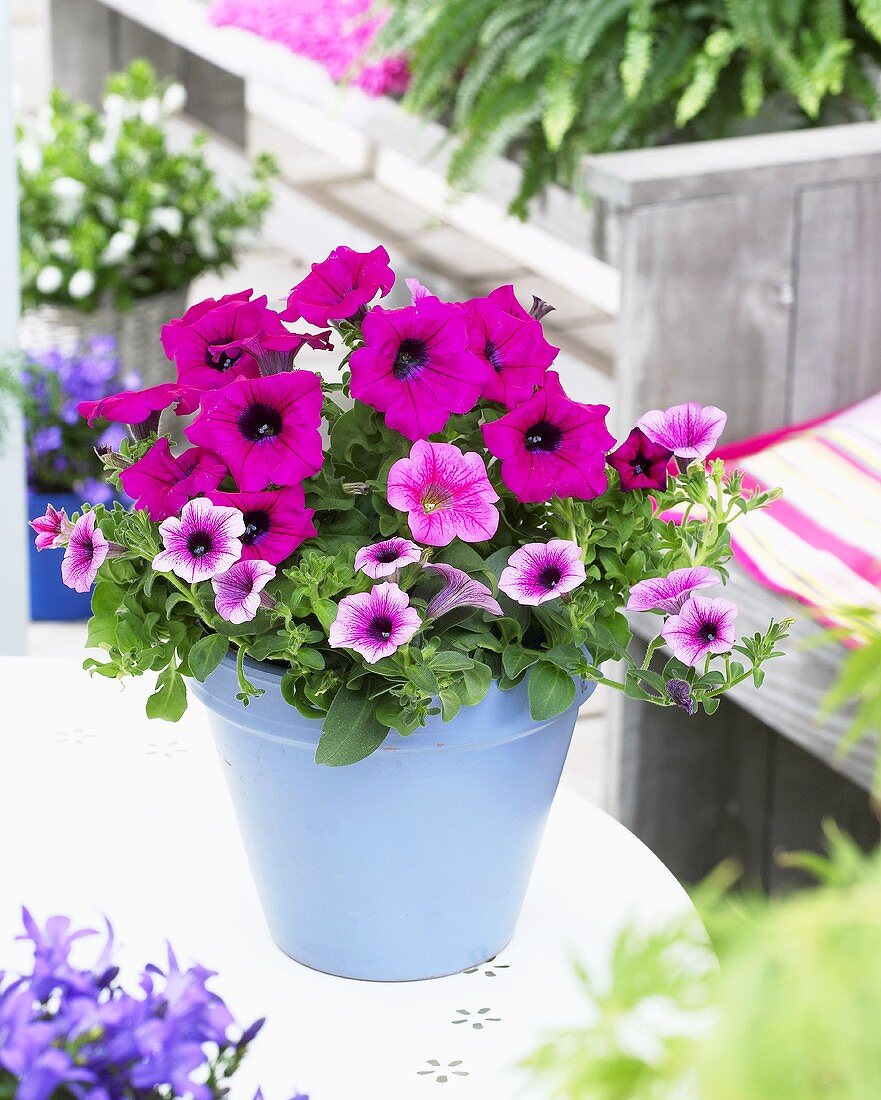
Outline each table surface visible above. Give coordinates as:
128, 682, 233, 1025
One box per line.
0, 657, 694, 1100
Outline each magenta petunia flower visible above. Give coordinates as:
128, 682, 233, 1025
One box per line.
282, 245, 395, 326
482, 371, 615, 503
349, 298, 489, 440
637, 403, 728, 461
209, 486, 316, 564
328, 581, 422, 664
78, 383, 191, 437
424, 562, 503, 619
498, 540, 585, 605
462, 292, 558, 407
626, 566, 720, 615
354, 537, 422, 579
161, 290, 288, 393
662, 595, 738, 667
120, 439, 227, 522
608, 427, 674, 491
185, 372, 324, 492
211, 559, 276, 624
234, 330, 334, 376
61, 511, 110, 592
29, 503, 74, 549
487, 284, 531, 322
152, 498, 245, 583
386, 440, 499, 546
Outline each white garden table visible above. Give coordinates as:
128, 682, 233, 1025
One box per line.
0, 657, 695, 1099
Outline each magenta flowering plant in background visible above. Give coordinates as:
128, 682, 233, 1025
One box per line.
30, 242, 789, 764
0, 907, 308, 1100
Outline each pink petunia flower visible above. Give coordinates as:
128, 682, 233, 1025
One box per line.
234, 331, 334, 376
185, 372, 324, 492
328, 581, 422, 664
608, 428, 674, 492
161, 290, 288, 394
354, 537, 422, 579
282, 245, 395, 326
349, 298, 489, 440
482, 371, 615, 503
152, 498, 245, 583
662, 595, 738, 667
61, 511, 110, 592
462, 292, 558, 408
626, 567, 720, 615
120, 439, 227, 522
424, 562, 503, 619
211, 559, 276, 624
386, 441, 499, 547
488, 284, 532, 322
498, 540, 585, 606
78, 383, 192, 438
29, 503, 74, 549
209, 486, 316, 564
637, 403, 727, 461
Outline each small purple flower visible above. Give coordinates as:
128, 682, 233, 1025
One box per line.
424, 562, 503, 619
498, 540, 586, 606
31, 425, 62, 455
354, 537, 422, 579
328, 582, 422, 663
212, 560, 276, 624
637, 403, 727, 461
29, 503, 73, 550
152, 498, 245, 583
75, 477, 113, 505
607, 427, 673, 491
61, 512, 110, 592
666, 678, 697, 716
662, 596, 738, 667
626, 567, 720, 615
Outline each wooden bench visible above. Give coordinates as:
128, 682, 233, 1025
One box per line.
47, 0, 881, 885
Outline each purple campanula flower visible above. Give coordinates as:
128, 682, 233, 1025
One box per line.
61, 512, 113, 592
354, 537, 422, 579
212, 560, 276, 624
152, 498, 245, 583
662, 595, 738, 667
386, 441, 499, 547
498, 539, 586, 606
637, 402, 727, 461
667, 678, 697, 716
608, 427, 673, 491
626, 567, 720, 615
328, 582, 422, 663
31, 425, 62, 455
424, 562, 503, 619
283, 244, 395, 326
75, 478, 114, 505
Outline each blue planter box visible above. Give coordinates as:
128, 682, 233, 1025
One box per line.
26, 489, 93, 621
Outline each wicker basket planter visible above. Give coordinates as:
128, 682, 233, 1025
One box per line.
20, 286, 189, 387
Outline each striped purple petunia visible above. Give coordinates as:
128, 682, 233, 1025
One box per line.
637, 403, 727, 461
212, 559, 276, 624
328, 582, 422, 664
152, 498, 244, 583
61, 511, 112, 592
626, 567, 720, 615
498, 540, 585, 606
662, 595, 738, 667
354, 537, 422, 579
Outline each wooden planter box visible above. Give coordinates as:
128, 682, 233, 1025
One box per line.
49, 0, 881, 882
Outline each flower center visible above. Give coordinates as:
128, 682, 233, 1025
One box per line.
538, 564, 562, 589
187, 530, 212, 557
371, 615, 395, 642
699, 623, 718, 642
241, 509, 271, 545
524, 419, 563, 452
484, 339, 504, 373
375, 547, 400, 564
238, 403, 283, 442
420, 484, 452, 514
632, 459, 646, 475
392, 338, 429, 381
206, 344, 241, 372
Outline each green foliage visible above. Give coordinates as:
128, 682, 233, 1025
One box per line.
17, 60, 277, 311
376, 0, 881, 215
525, 824, 881, 1099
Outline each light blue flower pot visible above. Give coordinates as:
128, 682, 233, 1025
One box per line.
192, 655, 594, 981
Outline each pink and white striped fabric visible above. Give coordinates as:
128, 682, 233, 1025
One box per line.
715, 393, 881, 623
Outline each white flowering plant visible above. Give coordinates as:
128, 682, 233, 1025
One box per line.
18, 61, 277, 312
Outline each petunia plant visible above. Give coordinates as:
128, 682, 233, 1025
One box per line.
30, 243, 790, 764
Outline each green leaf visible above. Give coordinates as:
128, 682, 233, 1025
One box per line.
528, 661, 576, 721
145, 666, 188, 722
91, 579, 125, 619
315, 686, 388, 766
460, 661, 493, 706
188, 634, 230, 683
428, 651, 474, 673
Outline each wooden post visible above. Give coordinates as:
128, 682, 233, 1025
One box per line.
1, 6, 29, 655
49, 0, 117, 103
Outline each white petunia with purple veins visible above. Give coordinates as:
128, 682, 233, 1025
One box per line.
637, 403, 727, 461
498, 540, 585, 606
61, 511, 111, 592
626, 566, 720, 615
152, 498, 245, 584
354, 537, 422, 579
424, 562, 503, 620
328, 582, 422, 664
212, 560, 276, 624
